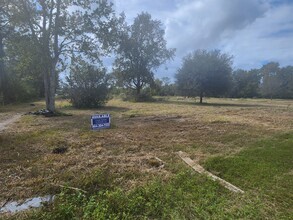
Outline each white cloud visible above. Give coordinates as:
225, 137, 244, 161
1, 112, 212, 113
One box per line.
110, 0, 293, 78
165, 0, 269, 56
113, 0, 175, 22
222, 4, 293, 69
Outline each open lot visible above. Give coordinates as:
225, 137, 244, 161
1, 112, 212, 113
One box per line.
0, 97, 292, 219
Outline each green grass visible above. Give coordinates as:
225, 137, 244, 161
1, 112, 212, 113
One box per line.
205, 132, 293, 218
25, 171, 255, 220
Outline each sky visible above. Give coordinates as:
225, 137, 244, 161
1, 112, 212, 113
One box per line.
107, 0, 293, 80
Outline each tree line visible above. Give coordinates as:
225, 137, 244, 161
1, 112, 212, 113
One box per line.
0, 0, 292, 110
174, 52, 293, 103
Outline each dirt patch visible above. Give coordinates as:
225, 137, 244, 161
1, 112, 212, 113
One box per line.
0, 114, 22, 132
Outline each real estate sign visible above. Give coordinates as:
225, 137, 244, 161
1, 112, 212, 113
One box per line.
91, 114, 110, 130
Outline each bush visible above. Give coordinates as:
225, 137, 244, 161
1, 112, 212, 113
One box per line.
64, 62, 110, 108
120, 89, 155, 102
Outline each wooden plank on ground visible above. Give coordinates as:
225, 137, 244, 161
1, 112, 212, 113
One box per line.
178, 151, 244, 194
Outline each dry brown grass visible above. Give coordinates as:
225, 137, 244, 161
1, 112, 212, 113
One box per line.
0, 97, 292, 202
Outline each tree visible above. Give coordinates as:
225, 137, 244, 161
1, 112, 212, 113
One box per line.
64, 59, 109, 108
231, 69, 261, 98
113, 12, 175, 101
0, 0, 15, 103
176, 49, 233, 103
277, 66, 293, 99
5, 35, 45, 99
260, 62, 280, 99
152, 77, 176, 96
7, 0, 121, 111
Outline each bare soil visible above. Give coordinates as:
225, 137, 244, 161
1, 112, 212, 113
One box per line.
0, 114, 22, 132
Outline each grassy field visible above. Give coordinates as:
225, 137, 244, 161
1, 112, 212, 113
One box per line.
0, 97, 292, 219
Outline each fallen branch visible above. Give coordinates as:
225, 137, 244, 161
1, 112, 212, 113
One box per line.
177, 151, 244, 194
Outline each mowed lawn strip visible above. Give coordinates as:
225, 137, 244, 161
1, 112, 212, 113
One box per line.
205, 132, 293, 218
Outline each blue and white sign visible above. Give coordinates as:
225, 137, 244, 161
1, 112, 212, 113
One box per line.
91, 114, 111, 130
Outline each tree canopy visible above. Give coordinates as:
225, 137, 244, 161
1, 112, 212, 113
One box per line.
260, 62, 293, 99
113, 12, 175, 100
2, 0, 122, 111
0, 0, 15, 103
176, 49, 233, 103
231, 69, 261, 98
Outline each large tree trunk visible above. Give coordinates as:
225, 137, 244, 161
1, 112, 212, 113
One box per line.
44, 62, 57, 112
48, 65, 56, 112
44, 0, 60, 112
44, 68, 50, 110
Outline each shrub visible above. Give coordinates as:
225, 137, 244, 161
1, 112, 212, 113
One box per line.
121, 89, 154, 102
64, 61, 110, 108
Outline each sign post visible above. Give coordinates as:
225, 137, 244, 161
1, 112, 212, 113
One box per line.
91, 114, 111, 130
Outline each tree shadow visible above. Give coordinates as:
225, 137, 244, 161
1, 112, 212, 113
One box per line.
99, 105, 130, 112
57, 105, 130, 113
157, 99, 273, 108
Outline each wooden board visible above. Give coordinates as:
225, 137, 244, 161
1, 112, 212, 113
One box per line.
178, 151, 244, 194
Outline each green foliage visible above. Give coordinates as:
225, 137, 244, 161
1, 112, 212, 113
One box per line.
2, 35, 45, 104
176, 49, 233, 103
228, 63, 293, 99
1, 70, 39, 103
152, 77, 176, 96
259, 62, 293, 99
0, 0, 13, 103
114, 12, 175, 100
64, 60, 110, 108
231, 69, 261, 98
260, 62, 281, 99
3, 0, 123, 111
277, 66, 293, 98
119, 89, 154, 102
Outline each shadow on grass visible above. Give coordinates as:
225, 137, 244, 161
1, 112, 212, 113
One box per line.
157, 99, 272, 108
63, 105, 130, 113
100, 106, 130, 112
